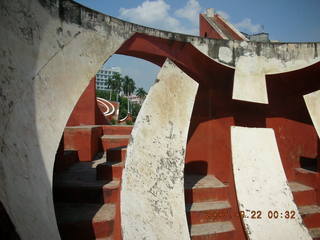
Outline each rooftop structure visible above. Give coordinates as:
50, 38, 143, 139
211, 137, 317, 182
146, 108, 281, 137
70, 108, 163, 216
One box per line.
200, 8, 248, 40
200, 8, 270, 42
241, 32, 270, 42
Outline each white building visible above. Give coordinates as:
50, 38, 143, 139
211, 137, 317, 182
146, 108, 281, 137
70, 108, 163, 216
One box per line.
128, 94, 143, 105
96, 66, 121, 91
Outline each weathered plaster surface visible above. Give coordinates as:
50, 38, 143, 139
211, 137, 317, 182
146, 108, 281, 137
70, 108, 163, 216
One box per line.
191, 40, 320, 104
232, 42, 320, 104
121, 59, 198, 240
1, 0, 319, 239
0, 0, 133, 239
231, 127, 311, 240
233, 56, 268, 104
304, 90, 320, 139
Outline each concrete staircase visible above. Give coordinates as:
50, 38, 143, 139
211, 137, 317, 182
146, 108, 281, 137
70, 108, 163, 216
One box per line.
54, 123, 320, 240
184, 174, 237, 240
289, 168, 320, 240
53, 125, 132, 240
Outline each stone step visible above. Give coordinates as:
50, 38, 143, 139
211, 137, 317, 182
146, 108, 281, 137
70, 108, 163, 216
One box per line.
309, 228, 320, 240
102, 125, 133, 135
54, 161, 119, 204
64, 126, 103, 162
54, 150, 79, 173
294, 168, 320, 189
186, 201, 231, 225
107, 147, 127, 163
96, 161, 124, 181
299, 205, 320, 228
190, 221, 235, 240
289, 182, 317, 206
185, 175, 228, 203
55, 203, 115, 240
101, 135, 130, 151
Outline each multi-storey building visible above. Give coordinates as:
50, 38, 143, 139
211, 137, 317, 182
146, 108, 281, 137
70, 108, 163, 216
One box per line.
95, 66, 121, 91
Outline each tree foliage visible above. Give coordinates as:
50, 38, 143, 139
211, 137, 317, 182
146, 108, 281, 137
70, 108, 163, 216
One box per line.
98, 72, 147, 123
136, 87, 147, 100
122, 75, 136, 96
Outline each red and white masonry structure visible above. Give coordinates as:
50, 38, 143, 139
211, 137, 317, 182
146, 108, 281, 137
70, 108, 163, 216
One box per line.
0, 1, 320, 240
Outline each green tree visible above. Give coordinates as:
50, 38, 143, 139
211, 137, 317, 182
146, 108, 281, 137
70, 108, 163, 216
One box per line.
118, 95, 128, 119
113, 72, 123, 102
131, 103, 141, 120
105, 72, 122, 101
96, 90, 109, 99
105, 76, 114, 100
122, 75, 136, 96
136, 87, 147, 102
122, 75, 136, 113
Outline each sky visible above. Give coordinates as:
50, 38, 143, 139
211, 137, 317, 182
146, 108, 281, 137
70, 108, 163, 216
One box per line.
74, 0, 320, 91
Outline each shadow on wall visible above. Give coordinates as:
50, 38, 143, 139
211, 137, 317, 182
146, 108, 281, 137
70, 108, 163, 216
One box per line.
0, 201, 20, 240
185, 160, 208, 176
184, 161, 208, 208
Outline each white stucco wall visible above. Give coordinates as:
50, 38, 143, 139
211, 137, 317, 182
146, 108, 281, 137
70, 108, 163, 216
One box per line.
232, 48, 320, 104
304, 90, 320, 139
0, 1, 132, 239
121, 59, 198, 240
191, 40, 320, 105
1, 1, 319, 239
231, 126, 311, 240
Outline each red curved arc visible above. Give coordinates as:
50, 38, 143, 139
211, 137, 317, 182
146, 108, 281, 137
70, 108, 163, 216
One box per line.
115, 32, 320, 239
116, 32, 247, 239
116, 33, 234, 85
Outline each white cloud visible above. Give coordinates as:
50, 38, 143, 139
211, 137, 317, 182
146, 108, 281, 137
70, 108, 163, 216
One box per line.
119, 0, 198, 35
216, 10, 230, 20
119, 1, 263, 35
235, 18, 263, 34
119, 0, 179, 29
175, 0, 201, 25
215, 10, 263, 34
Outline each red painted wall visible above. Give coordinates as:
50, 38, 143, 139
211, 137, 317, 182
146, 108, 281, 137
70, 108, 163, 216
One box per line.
64, 126, 103, 162
116, 33, 320, 238
214, 15, 244, 41
66, 77, 107, 126
199, 14, 245, 40
54, 31, 319, 239
267, 118, 318, 180
199, 14, 223, 39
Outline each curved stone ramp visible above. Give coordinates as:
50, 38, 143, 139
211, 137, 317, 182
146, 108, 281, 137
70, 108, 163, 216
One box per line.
121, 59, 198, 239
231, 126, 312, 240
97, 97, 115, 117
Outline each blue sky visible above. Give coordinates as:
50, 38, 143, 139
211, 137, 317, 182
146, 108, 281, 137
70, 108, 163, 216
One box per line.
74, 0, 320, 91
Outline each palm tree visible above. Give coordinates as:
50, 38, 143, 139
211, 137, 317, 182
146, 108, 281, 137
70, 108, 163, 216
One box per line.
105, 72, 123, 101
136, 87, 147, 104
122, 76, 136, 113
105, 76, 114, 100
113, 72, 123, 102
122, 76, 136, 96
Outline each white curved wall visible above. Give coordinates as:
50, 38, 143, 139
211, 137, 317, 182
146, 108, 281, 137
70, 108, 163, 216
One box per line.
121, 59, 198, 240
0, 1, 133, 239
231, 127, 311, 240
